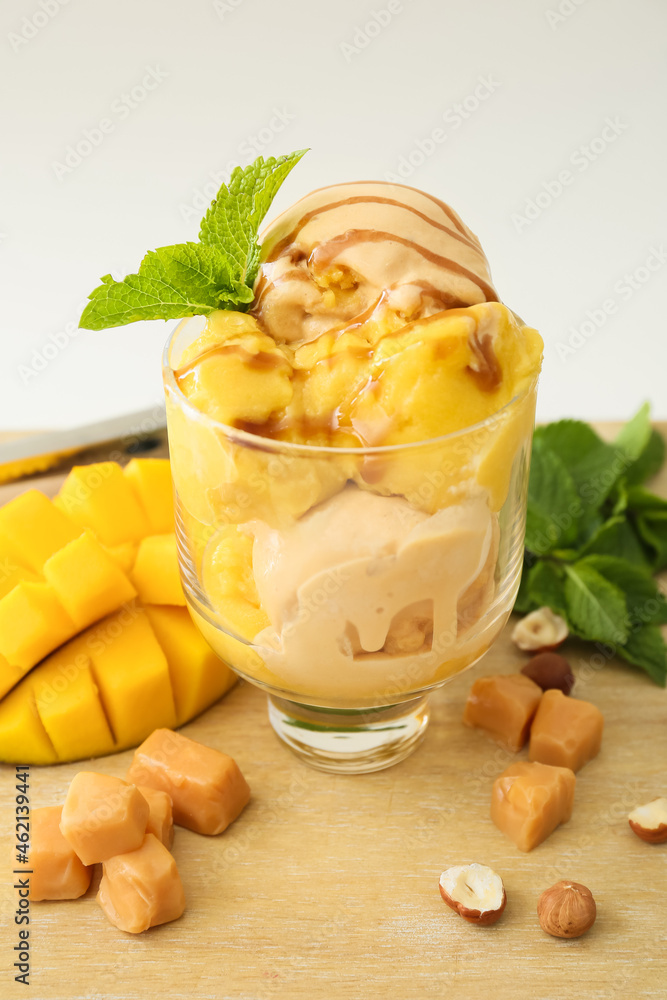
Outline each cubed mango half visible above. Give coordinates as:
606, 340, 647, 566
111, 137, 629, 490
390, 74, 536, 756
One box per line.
0, 555, 39, 600
86, 608, 177, 749
0, 490, 80, 573
33, 643, 116, 761
57, 463, 152, 546
123, 459, 174, 535
43, 530, 137, 630
0, 682, 58, 764
130, 534, 185, 606
0, 581, 75, 672
144, 605, 236, 725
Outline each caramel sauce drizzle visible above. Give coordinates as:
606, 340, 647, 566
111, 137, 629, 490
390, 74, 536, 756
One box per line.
466, 332, 502, 392
264, 194, 483, 264
346, 180, 471, 237
174, 343, 288, 384
308, 230, 498, 303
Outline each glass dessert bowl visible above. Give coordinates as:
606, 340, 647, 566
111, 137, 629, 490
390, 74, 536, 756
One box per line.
161, 177, 543, 773
164, 330, 539, 773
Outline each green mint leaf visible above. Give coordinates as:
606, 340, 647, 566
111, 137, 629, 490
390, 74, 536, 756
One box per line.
533, 420, 619, 508
564, 562, 629, 643
610, 479, 630, 517
515, 559, 568, 617
574, 555, 667, 626
525, 438, 580, 554
614, 402, 652, 465
625, 428, 666, 486
521, 409, 667, 686
617, 625, 667, 686
636, 512, 667, 571
578, 514, 652, 568
80, 243, 254, 330
625, 486, 667, 513
80, 150, 308, 330
199, 149, 308, 287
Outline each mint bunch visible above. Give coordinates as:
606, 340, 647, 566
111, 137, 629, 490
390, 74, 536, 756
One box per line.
79, 150, 308, 331
516, 404, 667, 685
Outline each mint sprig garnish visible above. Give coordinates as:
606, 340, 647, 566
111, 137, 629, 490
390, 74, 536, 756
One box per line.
515, 404, 667, 685
79, 150, 308, 331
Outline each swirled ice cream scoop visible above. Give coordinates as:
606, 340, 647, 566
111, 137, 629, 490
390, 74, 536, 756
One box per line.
252, 181, 499, 344
248, 485, 495, 698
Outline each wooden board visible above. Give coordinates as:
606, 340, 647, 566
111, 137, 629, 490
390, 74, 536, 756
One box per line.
1, 425, 666, 1000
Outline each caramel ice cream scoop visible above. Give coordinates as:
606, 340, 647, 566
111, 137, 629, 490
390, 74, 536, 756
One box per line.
253, 181, 498, 344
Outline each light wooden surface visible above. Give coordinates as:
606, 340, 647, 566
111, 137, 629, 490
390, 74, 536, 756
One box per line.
1, 426, 666, 1000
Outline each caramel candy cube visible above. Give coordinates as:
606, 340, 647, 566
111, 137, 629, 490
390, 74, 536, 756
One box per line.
29, 806, 92, 901
60, 772, 149, 865
491, 761, 576, 852
127, 728, 250, 836
138, 785, 174, 848
97, 833, 185, 934
529, 689, 604, 772
463, 673, 542, 751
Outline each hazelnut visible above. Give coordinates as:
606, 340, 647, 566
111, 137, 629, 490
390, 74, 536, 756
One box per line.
521, 652, 575, 694
628, 797, 667, 844
438, 863, 506, 925
537, 880, 596, 938
511, 607, 568, 652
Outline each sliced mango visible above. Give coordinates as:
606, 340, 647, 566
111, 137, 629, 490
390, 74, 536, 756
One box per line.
144, 605, 236, 725
0, 603, 236, 764
57, 463, 152, 546
0, 681, 58, 765
0, 556, 39, 600
0, 581, 75, 672
124, 458, 175, 535
43, 530, 137, 630
33, 644, 116, 760
130, 534, 185, 606
0, 653, 24, 700
87, 608, 177, 749
0, 490, 80, 572
103, 542, 138, 574
0, 457, 237, 765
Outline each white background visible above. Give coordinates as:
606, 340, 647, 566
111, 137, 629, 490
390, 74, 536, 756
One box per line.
1, 0, 665, 431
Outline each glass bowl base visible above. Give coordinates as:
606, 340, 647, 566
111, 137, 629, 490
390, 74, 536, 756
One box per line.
267, 694, 430, 774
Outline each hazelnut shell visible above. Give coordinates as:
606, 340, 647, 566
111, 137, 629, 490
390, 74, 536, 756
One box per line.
537, 880, 596, 939
628, 798, 667, 844
439, 863, 507, 926
521, 652, 575, 694
439, 882, 507, 926
511, 607, 569, 653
